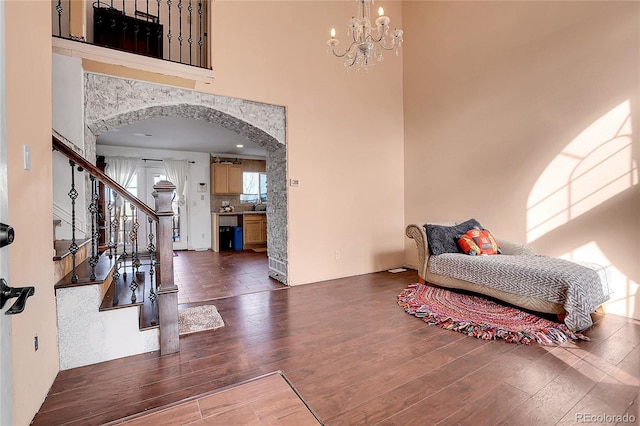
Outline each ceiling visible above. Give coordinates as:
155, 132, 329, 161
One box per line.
97, 116, 267, 158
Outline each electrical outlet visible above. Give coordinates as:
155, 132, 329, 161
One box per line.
34, 335, 38, 351
335, 250, 341, 260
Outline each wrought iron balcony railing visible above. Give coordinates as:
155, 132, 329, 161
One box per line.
52, 0, 210, 69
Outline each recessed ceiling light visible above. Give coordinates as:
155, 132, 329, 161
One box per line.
236, 144, 244, 148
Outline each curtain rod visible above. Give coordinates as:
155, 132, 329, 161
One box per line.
142, 158, 195, 164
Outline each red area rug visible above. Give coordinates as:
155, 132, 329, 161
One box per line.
398, 284, 589, 345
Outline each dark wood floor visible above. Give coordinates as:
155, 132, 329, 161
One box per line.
173, 250, 285, 304
33, 252, 640, 425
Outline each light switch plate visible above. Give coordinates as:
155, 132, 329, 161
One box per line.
23, 145, 31, 171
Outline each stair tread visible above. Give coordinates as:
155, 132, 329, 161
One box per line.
53, 239, 92, 261
55, 253, 115, 289
100, 265, 160, 330
99, 270, 146, 311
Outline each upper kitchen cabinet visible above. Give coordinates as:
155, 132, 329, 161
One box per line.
211, 163, 244, 194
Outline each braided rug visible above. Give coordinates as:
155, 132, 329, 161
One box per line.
398, 284, 588, 345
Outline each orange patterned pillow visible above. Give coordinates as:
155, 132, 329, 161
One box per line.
457, 228, 502, 255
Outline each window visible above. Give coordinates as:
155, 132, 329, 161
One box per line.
240, 172, 267, 204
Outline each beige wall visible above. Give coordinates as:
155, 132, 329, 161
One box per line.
403, 1, 640, 319
5, 1, 58, 425
202, 1, 406, 285
79, 1, 407, 285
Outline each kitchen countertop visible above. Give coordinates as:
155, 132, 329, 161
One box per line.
212, 211, 266, 216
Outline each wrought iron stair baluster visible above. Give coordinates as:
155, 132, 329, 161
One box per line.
147, 216, 157, 303
88, 175, 99, 280
68, 160, 80, 284
157, 0, 162, 55
131, 204, 140, 274
178, 0, 183, 62
167, 0, 173, 61
122, 205, 128, 280
198, 1, 203, 66
55, 0, 63, 37
129, 204, 139, 304
111, 192, 120, 306
107, 187, 114, 259
188, 0, 193, 65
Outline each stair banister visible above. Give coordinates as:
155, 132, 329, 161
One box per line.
52, 133, 179, 355
52, 135, 157, 220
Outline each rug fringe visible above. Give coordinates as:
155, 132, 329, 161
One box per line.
398, 284, 588, 345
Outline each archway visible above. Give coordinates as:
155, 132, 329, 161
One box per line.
83, 73, 288, 283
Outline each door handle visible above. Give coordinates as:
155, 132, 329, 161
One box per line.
0, 222, 14, 248
1, 278, 35, 315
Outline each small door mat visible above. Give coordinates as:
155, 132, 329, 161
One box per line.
178, 305, 224, 335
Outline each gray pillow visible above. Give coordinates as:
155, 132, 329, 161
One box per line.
424, 218, 483, 255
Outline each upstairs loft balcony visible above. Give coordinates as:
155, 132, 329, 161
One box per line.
52, 0, 211, 71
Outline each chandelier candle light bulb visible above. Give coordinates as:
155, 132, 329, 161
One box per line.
375, 7, 390, 27
326, 0, 403, 70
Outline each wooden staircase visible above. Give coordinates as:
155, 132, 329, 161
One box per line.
54, 245, 160, 334
52, 132, 179, 368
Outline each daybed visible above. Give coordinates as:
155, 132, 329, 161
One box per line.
406, 220, 610, 331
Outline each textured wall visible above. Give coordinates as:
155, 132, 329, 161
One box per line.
56, 286, 159, 370
84, 73, 289, 283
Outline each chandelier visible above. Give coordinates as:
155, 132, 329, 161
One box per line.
327, 0, 404, 70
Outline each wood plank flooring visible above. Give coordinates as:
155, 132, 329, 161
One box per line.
108, 372, 320, 425
173, 250, 285, 304
33, 251, 640, 425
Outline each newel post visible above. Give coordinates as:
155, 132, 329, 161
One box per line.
153, 180, 180, 355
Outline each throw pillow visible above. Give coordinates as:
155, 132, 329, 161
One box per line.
424, 218, 483, 255
457, 228, 502, 255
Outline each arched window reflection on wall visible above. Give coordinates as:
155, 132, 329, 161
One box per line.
527, 100, 638, 243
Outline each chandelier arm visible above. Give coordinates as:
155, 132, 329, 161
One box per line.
367, 32, 384, 44
377, 41, 399, 51
331, 41, 358, 59
331, 46, 348, 59
346, 50, 358, 67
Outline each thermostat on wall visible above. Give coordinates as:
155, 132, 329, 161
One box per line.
290, 179, 300, 187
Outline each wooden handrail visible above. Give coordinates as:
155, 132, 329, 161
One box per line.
52, 134, 158, 221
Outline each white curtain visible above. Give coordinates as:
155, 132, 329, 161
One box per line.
163, 159, 188, 206
105, 156, 141, 188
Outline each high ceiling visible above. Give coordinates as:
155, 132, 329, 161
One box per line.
97, 116, 267, 158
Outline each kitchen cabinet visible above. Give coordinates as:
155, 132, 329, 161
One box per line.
243, 214, 267, 246
211, 164, 243, 194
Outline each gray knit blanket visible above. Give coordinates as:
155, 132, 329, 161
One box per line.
429, 254, 610, 331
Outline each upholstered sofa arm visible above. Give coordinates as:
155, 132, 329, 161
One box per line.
406, 224, 430, 279
497, 239, 537, 256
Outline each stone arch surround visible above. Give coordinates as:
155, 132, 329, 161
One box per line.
83, 73, 288, 283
